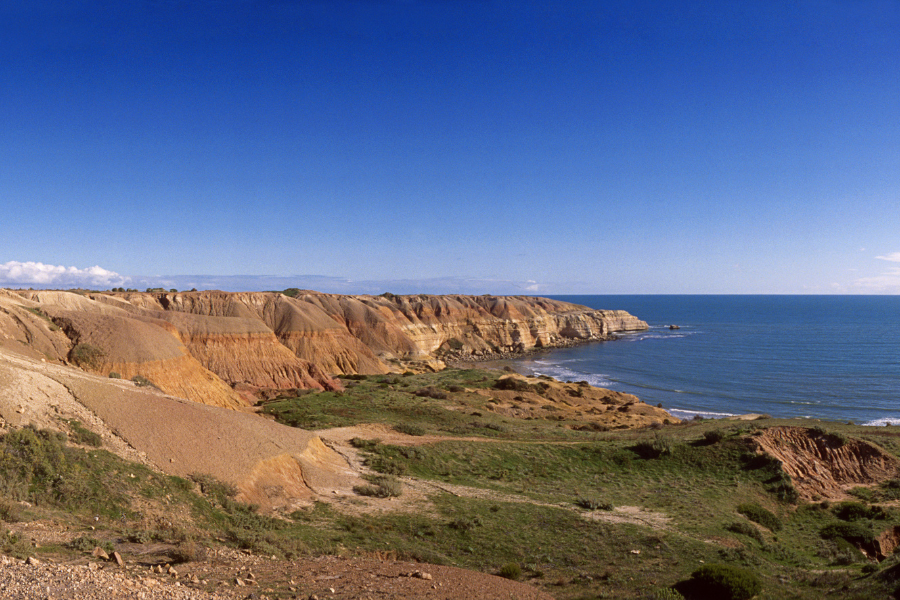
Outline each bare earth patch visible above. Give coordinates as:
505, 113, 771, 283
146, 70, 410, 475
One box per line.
751, 426, 900, 502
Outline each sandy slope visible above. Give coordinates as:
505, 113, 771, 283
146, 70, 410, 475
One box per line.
0, 347, 363, 510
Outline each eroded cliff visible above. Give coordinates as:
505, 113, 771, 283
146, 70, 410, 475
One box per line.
4, 289, 646, 408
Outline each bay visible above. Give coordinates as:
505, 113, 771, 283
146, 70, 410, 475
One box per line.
506, 295, 900, 425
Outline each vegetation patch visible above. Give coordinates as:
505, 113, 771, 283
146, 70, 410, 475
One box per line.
69, 343, 105, 368
681, 563, 762, 600
819, 521, 876, 547
65, 419, 103, 448
832, 500, 888, 522
497, 562, 521, 580
353, 475, 403, 498
737, 502, 782, 531
131, 374, 158, 388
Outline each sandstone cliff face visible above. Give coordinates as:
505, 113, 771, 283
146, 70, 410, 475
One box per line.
5, 289, 646, 408
45, 309, 249, 410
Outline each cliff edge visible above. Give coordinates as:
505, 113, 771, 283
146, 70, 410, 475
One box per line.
2, 289, 646, 408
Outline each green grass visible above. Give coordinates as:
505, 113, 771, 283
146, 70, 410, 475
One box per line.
261, 369, 589, 440
5, 369, 900, 599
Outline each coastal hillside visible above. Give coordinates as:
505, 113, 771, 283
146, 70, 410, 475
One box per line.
4, 288, 900, 598
1, 289, 646, 408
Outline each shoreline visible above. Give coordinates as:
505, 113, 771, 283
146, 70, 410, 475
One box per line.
441, 334, 621, 371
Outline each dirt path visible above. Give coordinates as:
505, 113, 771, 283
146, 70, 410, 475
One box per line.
317, 424, 673, 530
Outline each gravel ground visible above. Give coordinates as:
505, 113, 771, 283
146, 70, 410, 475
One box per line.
0, 551, 556, 600
0, 555, 237, 600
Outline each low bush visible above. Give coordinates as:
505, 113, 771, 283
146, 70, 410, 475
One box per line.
726, 521, 764, 543
576, 498, 613, 511
70, 535, 115, 554
70, 343, 105, 369
764, 471, 800, 503
131, 375, 157, 388
354, 475, 402, 498
820, 521, 876, 546
449, 516, 482, 531
190, 473, 238, 504
0, 499, 22, 522
170, 540, 206, 563
833, 501, 888, 521
349, 438, 381, 451
2, 529, 35, 560
493, 378, 535, 393
702, 430, 725, 444
66, 420, 103, 447
685, 564, 762, 600
414, 386, 448, 400
394, 423, 426, 436
498, 563, 521, 580
364, 455, 407, 476
633, 434, 673, 459
737, 503, 782, 531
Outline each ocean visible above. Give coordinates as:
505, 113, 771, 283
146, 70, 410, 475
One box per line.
505, 295, 899, 426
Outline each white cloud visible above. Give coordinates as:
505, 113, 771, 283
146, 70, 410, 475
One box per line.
852, 267, 900, 294
0, 261, 128, 288
876, 252, 900, 262
126, 274, 560, 295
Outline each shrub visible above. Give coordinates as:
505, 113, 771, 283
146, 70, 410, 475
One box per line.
2, 529, 35, 560
0, 499, 22, 522
830, 538, 866, 565
394, 423, 426, 436
820, 521, 876, 546
633, 434, 673, 459
70, 343, 105, 369
70, 535, 114, 554
737, 503, 782, 531
364, 455, 407, 476
125, 528, 159, 544
702, 430, 725, 444
190, 473, 238, 504
493, 378, 535, 393
498, 563, 521, 580
349, 438, 381, 451
0, 426, 67, 502
108, 372, 121, 379
414, 386, 448, 400
448, 516, 482, 531
66, 420, 103, 448
726, 521, 764, 543
686, 564, 762, 600
171, 540, 206, 563
353, 475, 402, 498
833, 501, 888, 522
131, 375, 157, 388
764, 472, 800, 503
576, 498, 613, 511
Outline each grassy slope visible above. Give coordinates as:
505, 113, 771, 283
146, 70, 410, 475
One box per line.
2, 368, 900, 599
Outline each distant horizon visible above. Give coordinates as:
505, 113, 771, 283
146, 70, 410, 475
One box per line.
3, 268, 898, 297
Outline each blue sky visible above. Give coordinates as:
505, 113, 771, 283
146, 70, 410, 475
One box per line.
2, 0, 898, 294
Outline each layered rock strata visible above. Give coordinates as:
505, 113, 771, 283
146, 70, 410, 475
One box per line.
7, 289, 647, 408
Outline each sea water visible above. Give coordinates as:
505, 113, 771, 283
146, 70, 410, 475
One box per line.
506, 296, 899, 426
